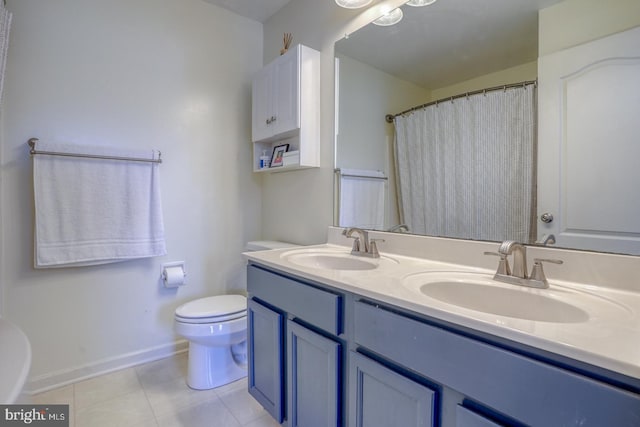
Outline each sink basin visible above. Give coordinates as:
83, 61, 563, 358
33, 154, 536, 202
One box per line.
402, 271, 628, 323
282, 248, 399, 271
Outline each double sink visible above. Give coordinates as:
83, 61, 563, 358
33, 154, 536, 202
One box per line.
279, 247, 630, 325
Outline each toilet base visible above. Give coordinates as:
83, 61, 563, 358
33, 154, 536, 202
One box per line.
186, 341, 247, 390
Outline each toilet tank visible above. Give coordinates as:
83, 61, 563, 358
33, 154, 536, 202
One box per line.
245, 240, 300, 251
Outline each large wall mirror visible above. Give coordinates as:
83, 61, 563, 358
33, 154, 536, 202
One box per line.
334, 0, 640, 256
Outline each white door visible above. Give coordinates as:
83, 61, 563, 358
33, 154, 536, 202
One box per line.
537, 26, 640, 254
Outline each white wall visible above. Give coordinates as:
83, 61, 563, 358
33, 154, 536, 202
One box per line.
261, 0, 407, 245
1, 0, 262, 390
539, 0, 640, 56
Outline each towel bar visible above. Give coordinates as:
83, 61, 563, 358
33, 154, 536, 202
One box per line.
28, 138, 162, 164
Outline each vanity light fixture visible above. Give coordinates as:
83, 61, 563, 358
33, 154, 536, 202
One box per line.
372, 7, 403, 26
335, 0, 373, 9
406, 0, 437, 6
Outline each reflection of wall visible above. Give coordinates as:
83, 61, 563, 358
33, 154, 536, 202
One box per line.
337, 54, 430, 229
539, 0, 640, 56
336, 54, 430, 171
430, 61, 537, 101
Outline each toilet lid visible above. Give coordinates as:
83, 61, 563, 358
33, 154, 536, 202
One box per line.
175, 295, 246, 321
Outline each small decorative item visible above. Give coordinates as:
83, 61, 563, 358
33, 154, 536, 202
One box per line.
270, 143, 289, 167
281, 33, 293, 55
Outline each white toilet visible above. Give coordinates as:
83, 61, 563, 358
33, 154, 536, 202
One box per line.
174, 294, 248, 389
174, 240, 298, 390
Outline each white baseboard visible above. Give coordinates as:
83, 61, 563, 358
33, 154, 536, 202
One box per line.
24, 340, 189, 395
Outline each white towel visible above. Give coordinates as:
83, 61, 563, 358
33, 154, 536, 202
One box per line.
338, 168, 386, 230
33, 140, 167, 267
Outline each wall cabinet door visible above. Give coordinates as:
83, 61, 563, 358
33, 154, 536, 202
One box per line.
349, 352, 435, 427
251, 67, 274, 142
247, 298, 284, 423
251, 47, 300, 142
271, 51, 299, 137
287, 320, 341, 427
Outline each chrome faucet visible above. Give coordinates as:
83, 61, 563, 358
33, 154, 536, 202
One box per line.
387, 224, 410, 233
342, 227, 384, 258
484, 240, 563, 289
499, 240, 528, 278
536, 234, 556, 246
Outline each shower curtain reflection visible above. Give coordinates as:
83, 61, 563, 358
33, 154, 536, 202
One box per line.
393, 85, 537, 243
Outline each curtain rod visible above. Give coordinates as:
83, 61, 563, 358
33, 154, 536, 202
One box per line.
28, 138, 162, 164
385, 80, 537, 123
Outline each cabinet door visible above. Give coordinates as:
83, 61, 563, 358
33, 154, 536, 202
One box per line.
456, 406, 503, 427
287, 320, 340, 427
272, 49, 300, 136
248, 298, 284, 423
349, 352, 435, 427
251, 66, 273, 142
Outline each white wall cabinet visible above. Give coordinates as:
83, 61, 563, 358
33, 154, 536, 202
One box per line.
251, 44, 320, 173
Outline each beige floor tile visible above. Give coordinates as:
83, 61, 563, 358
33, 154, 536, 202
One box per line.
218, 387, 267, 425
75, 367, 142, 409
21, 385, 75, 427
243, 413, 282, 427
22, 384, 74, 405
214, 377, 248, 398
144, 376, 220, 419
135, 352, 188, 390
155, 398, 241, 427
75, 389, 155, 427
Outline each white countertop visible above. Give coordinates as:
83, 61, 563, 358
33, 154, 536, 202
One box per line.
244, 243, 640, 382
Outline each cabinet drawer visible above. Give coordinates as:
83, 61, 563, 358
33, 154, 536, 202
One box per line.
354, 300, 640, 426
248, 264, 343, 335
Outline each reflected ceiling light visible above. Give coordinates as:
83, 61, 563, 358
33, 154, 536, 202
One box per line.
406, 0, 438, 6
335, 0, 373, 9
372, 8, 403, 26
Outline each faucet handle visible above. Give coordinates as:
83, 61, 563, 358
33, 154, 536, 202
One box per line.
529, 258, 564, 284
484, 251, 511, 276
347, 236, 361, 253
369, 238, 385, 258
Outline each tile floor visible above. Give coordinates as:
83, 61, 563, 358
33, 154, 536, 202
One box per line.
20, 352, 280, 427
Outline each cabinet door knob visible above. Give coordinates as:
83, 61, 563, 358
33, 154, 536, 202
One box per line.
271, 116, 277, 122
266, 118, 271, 125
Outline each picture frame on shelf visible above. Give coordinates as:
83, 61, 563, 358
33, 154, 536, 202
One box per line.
270, 143, 289, 167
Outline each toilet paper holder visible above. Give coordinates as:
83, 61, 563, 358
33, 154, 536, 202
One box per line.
161, 261, 186, 288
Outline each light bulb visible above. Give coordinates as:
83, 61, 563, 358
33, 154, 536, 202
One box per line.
406, 0, 438, 6
372, 8, 403, 26
335, 0, 373, 9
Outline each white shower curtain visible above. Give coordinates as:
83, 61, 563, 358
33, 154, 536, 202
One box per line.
0, 1, 12, 103
394, 86, 536, 242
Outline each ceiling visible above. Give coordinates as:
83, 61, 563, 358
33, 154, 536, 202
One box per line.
201, 0, 293, 23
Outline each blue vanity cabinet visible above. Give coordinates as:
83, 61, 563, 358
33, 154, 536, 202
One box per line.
287, 320, 341, 427
247, 298, 285, 422
349, 351, 436, 427
247, 264, 344, 426
353, 299, 640, 427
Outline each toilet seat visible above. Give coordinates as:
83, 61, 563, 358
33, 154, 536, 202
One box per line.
175, 295, 246, 324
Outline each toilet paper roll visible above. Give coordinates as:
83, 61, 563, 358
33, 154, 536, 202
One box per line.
163, 266, 185, 288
